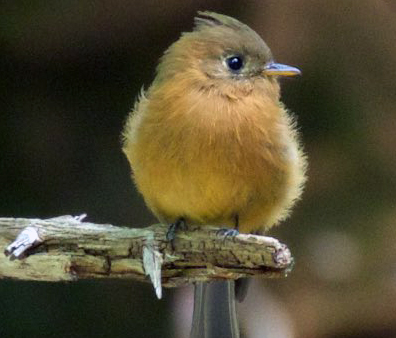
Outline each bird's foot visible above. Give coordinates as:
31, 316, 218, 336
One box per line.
216, 228, 239, 239
166, 218, 187, 248
216, 214, 240, 241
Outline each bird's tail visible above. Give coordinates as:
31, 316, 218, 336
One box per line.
190, 281, 240, 338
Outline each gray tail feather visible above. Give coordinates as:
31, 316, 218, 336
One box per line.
190, 281, 240, 338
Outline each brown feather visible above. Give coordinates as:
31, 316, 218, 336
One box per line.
122, 12, 307, 233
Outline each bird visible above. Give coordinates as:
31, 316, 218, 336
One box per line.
122, 11, 306, 338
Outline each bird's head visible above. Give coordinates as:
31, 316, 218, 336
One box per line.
155, 11, 300, 98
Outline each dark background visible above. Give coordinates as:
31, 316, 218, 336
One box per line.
1, 1, 396, 338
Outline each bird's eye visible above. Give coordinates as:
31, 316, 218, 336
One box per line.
226, 55, 244, 71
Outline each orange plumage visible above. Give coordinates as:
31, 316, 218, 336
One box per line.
122, 12, 306, 234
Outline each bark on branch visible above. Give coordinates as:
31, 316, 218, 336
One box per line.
0, 215, 293, 298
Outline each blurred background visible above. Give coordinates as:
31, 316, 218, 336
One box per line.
1, 1, 396, 337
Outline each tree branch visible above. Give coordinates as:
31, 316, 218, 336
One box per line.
0, 215, 293, 298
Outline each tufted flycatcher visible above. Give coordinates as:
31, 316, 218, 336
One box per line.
122, 11, 306, 338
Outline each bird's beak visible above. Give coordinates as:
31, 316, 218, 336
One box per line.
263, 62, 301, 77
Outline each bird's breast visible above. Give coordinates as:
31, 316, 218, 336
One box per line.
125, 86, 303, 227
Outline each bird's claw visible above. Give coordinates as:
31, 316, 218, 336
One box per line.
166, 218, 187, 248
216, 228, 239, 240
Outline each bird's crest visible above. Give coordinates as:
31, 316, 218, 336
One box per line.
194, 11, 246, 31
